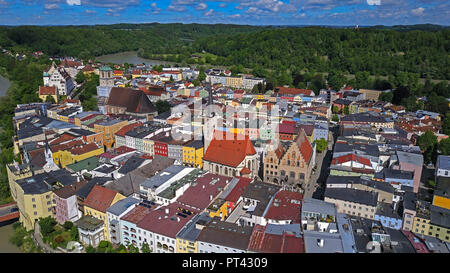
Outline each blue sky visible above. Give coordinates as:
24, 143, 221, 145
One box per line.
0, 0, 448, 26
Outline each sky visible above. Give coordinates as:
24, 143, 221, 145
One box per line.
0, 0, 448, 26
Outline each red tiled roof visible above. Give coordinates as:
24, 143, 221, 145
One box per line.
240, 167, 251, 175
332, 154, 371, 167
82, 65, 94, 72
121, 205, 151, 224
99, 146, 136, 159
84, 185, 120, 213
70, 143, 100, 155
203, 132, 256, 167
276, 87, 313, 96
224, 177, 253, 203
137, 202, 199, 238
247, 225, 305, 253
298, 124, 314, 136
115, 122, 143, 137
49, 133, 77, 145
264, 190, 303, 223
278, 123, 298, 135
39, 86, 57, 95
60, 59, 82, 68
296, 129, 313, 163
177, 173, 229, 210
50, 139, 84, 153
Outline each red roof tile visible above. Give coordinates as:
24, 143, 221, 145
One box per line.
115, 122, 143, 137
247, 225, 305, 253
177, 173, 229, 211
39, 86, 57, 95
332, 154, 371, 167
224, 177, 253, 203
137, 202, 199, 238
296, 129, 313, 163
276, 87, 313, 96
264, 190, 303, 223
70, 143, 101, 155
203, 132, 256, 167
84, 185, 120, 213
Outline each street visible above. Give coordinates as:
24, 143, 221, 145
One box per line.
304, 125, 337, 199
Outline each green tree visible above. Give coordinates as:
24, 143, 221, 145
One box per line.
155, 100, 171, 114
39, 216, 57, 237
418, 130, 438, 164
70, 225, 79, 241
332, 114, 339, 122
315, 138, 328, 153
127, 244, 140, 253
327, 71, 346, 90
379, 91, 393, 102
45, 95, 56, 104
439, 138, 450, 155
332, 105, 339, 114
63, 221, 73, 230
75, 71, 86, 84
343, 105, 350, 115
85, 245, 96, 253
141, 242, 151, 253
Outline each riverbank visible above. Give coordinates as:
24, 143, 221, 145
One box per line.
0, 221, 22, 253
0, 74, 11, 98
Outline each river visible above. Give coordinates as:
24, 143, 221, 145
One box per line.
0, 74, 11, 97
96, 51, 175, 66
0, 221, 21, 253
0, 75, 19, 253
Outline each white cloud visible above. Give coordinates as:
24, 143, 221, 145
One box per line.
44, 3, 59, 9
367, 0, 380, 5
204, 8, 214, 16
66, 0, 81, 5
195, 3, 207, 10
411, 7, 425, 15
167, 5, 186, 12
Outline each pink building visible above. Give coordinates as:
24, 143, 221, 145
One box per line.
53, 181, 87, 224
392, 151, 423, 193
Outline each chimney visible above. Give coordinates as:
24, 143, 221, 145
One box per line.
202, 185, 205, 189
209, 195, 213, 201
177, 217, 180, 222
165, 208, 169, 214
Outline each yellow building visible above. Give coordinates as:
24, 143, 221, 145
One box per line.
143, 138, 154, 155
413, 202, 450, 242
94, 119, 128, 149
53, 142, 103, 168
83, 185, 125, 242
206, 198, 228, 221
226, 76, 243, 88
39, 86, 58, 103
176, 237, 198, 253
182, 140, 204, 168
9, 171, 58, 231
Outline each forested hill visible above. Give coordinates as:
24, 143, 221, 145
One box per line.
191, 27, 450, 80
0, 23, 265, 59
0, 23, 448, 80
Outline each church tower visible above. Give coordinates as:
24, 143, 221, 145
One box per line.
99, 65, 114, 87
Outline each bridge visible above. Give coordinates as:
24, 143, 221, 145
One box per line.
0, 202, 19, 224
